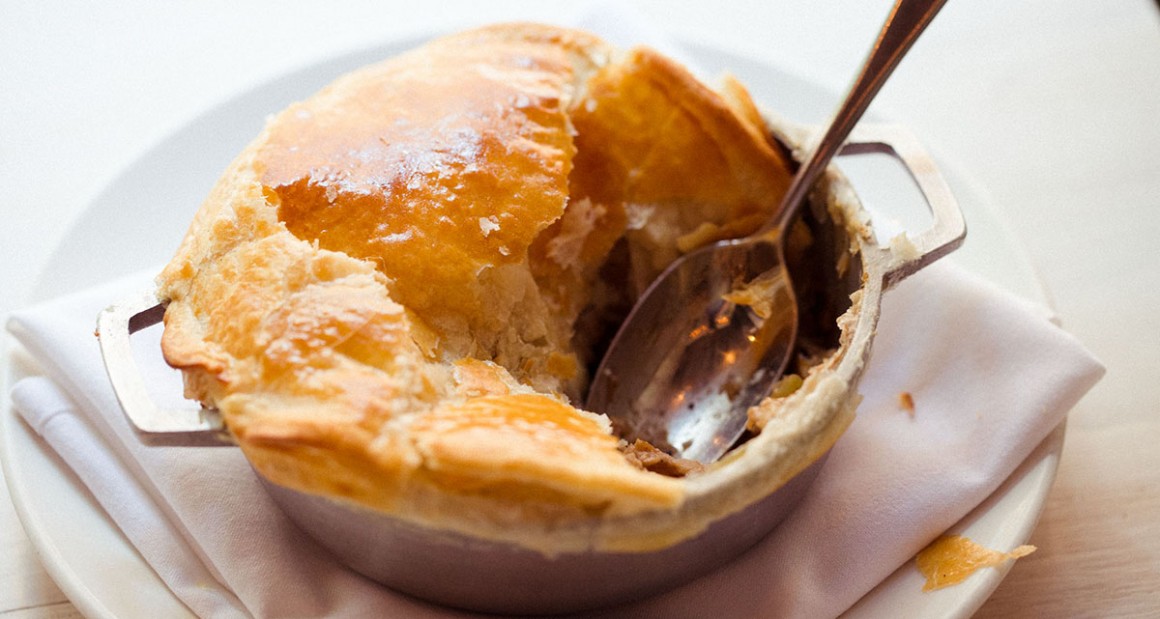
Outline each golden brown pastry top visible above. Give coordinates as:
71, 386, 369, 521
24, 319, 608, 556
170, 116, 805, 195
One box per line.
156, 23, 797, 550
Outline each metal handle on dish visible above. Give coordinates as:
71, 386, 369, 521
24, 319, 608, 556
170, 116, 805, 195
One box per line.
96, 292, 233, 446
841, 123, 967, 287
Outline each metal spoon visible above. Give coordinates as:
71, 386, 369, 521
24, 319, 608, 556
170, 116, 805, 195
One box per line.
586, 0, 949, 464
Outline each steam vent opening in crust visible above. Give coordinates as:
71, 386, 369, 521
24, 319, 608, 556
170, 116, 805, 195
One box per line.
155, 23, 857, 548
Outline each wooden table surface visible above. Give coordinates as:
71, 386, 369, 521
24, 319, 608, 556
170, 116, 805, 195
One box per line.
2, 0, 1157, 616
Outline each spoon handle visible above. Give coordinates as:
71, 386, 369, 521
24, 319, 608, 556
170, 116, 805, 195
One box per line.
772, 0, 949, 232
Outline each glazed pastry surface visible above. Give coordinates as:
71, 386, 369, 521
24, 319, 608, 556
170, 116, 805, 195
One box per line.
157, 23, 803, 544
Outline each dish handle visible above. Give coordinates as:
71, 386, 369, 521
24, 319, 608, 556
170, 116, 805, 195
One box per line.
841, 124, 967, 288
96, 292, 233, 446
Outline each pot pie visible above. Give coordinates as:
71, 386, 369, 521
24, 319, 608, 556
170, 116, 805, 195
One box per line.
156, 23, 862, 554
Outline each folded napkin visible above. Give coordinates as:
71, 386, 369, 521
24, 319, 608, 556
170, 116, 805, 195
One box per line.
7, 257, 1103, 619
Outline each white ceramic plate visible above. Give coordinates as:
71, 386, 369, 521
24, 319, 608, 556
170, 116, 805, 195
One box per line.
1, 35, 1059, 619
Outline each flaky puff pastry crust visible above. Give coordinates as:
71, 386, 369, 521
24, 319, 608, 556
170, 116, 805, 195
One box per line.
156, 23, 798, 550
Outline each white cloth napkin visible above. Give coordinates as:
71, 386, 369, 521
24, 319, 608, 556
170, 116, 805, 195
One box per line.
7, 258, 1103, 618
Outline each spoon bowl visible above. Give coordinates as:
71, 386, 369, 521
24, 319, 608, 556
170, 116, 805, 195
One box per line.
589, 231, 798, 462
